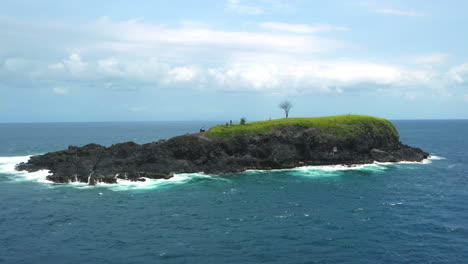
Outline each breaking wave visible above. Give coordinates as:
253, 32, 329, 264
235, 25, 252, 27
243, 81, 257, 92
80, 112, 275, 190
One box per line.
0, 156, 51, 183
0, 155, 444, 190
0, 155, 226, 191
93, 173, 218, 191
245, 155, 443, 178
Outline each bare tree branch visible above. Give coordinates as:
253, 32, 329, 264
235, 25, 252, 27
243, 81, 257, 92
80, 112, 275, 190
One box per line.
279, 100, 293, 118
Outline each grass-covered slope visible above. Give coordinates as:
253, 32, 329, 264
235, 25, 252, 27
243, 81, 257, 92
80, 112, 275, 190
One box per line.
206, 115, 399, 139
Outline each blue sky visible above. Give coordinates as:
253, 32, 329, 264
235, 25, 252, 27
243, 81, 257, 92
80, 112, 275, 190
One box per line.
1, 0, 468, 122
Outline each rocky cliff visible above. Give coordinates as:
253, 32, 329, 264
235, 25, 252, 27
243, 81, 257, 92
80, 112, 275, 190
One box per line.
16, 116, 429, 185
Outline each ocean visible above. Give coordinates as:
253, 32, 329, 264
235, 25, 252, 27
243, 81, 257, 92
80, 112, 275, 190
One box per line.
0, 120, 467, 264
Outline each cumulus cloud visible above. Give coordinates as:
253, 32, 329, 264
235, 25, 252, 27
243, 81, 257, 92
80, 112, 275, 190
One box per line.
169, 67, 198, 82
258, 22, 348, 34
0, 16, 449, 98
206, 59, 432, 93
449, 63, 468, 83
64, 54, 87, 76
35, 53, 434, 95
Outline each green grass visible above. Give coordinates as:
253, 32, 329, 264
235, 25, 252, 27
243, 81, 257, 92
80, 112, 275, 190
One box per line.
206, 115, 399, 139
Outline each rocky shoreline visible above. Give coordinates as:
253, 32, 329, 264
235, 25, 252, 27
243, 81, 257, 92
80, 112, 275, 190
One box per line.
15, 123, 429, 185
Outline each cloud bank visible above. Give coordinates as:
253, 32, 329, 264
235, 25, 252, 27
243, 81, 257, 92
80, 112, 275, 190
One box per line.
0, 16, 460, 99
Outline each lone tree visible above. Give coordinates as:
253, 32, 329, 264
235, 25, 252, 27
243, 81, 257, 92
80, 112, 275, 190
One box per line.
240, 117, 246, 125
279, 100, 293, 118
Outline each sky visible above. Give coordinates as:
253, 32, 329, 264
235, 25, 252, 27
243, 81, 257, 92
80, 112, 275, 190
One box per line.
1, 0, 468, 122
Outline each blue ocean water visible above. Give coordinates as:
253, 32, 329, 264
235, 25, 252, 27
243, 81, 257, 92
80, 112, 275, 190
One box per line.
0, 120, 467, 264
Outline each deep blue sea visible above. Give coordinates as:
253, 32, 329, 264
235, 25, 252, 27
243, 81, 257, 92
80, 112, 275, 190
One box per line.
0, 120, 467, 264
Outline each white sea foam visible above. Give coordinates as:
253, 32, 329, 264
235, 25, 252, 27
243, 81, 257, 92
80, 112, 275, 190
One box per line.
245, 163, 376, 174
246, 155, 443, 178
249, 162, 389, 174
374, 155, 445, 166
93, 173, 216, 191
0, 156, 52, 183
428, 155, 446, 160
1, 155, 226, 191
0, 155, 221, 190
0, 154, 445, 190
295, 163, 384, 172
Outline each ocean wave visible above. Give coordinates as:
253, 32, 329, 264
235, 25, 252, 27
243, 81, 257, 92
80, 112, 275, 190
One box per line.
244, 163, 388, 178
51, 173, 215, 191
428, 155, 446, 160
0, 156, 51, 183
0, 155, 223, 191
0, 154, 444, 190
246, 156, 444, 178
93, 173, 217, 191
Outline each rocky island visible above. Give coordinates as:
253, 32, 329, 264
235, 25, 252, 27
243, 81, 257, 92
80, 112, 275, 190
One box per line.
16, 115, 429, 185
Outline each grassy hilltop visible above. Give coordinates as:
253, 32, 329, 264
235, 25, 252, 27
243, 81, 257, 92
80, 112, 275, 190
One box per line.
206, 115, 399, 138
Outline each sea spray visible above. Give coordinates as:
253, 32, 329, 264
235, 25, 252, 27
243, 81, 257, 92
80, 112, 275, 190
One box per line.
0, 155, 444, 191
0, 156, 51, 183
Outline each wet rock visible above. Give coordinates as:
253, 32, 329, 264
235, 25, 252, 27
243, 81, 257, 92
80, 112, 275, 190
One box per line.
16, 125, 429, 185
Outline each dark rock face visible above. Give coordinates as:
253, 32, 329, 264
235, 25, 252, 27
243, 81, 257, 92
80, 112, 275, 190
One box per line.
15, 125, 429, 185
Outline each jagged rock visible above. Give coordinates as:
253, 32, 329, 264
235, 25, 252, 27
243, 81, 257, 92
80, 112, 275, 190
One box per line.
15, 124, 429, 185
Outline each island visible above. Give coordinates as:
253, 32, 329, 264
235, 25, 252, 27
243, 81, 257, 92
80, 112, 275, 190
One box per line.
15, 115, 429, 185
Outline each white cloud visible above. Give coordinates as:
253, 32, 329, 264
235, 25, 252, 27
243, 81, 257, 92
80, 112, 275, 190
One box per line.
372, 8, 425, 17
449, 63, 468, 83
169, 67, 197, 82
258, 22, 347, 34
206, 59, 432, 93
0, 17, 449, 98
226, 0, 264, 15
314, 61, 402, 84
98, 58, 120, 74
407, 53, 449, 65
64, 53, 86, 75
38, 52, 434, 95
97, 18, 341, 55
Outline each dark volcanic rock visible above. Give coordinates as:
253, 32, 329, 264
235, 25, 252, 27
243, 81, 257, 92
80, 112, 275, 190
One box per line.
15, 125, 429, 185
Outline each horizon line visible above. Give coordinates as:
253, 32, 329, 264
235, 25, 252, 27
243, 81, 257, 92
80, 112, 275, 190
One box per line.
1, 118, 468, 124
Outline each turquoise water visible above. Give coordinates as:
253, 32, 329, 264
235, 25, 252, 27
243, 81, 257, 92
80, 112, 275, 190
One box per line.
0, 120, 466, 263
